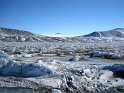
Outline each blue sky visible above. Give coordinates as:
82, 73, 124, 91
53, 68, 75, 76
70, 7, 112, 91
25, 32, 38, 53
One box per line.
0, 0, 124, 35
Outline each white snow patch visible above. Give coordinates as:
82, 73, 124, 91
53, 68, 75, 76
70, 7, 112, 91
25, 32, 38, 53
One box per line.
100, 70, 114, 80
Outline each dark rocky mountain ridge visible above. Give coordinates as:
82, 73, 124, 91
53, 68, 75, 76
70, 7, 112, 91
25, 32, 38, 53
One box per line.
83, 28, 124, 38
0, 27, 124, 42
0, 27, 34, 36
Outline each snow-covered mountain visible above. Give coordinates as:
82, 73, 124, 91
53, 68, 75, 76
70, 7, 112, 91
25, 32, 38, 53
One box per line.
0, 27, 34, 36
0, 27, 124, 42
83, 28, 124, 38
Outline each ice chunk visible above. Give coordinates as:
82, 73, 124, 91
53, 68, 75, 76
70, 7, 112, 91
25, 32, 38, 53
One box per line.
100, 70, 114, 80
52, 89, 62, 93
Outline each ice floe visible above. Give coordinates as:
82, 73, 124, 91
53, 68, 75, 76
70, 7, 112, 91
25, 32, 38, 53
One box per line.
0, 51, 124, 92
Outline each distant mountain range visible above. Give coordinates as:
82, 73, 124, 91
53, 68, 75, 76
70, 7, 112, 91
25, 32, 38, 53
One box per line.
0, 27, 34, 36
83, 28, 124, 38
0, 27, 124, 42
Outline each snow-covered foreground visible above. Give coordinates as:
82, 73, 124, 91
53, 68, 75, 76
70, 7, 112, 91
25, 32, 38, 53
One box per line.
0, 51, 124, 93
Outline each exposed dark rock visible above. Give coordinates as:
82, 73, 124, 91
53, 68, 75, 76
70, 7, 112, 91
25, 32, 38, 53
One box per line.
56, 53, 64, 56
115, 70, 124, 78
